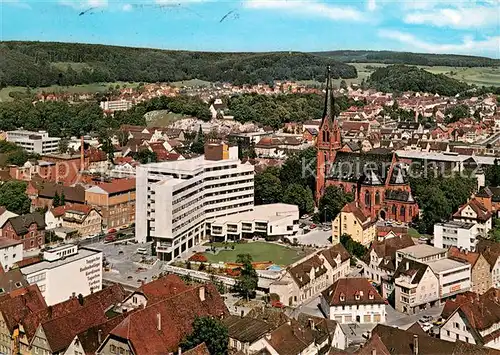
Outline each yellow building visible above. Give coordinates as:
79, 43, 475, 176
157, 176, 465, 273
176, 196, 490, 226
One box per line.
332, 202, 376, 246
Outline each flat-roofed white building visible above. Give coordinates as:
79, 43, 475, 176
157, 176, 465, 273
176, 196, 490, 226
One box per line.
135, 143, 255, 261
0, 238, 23, 271
100, 100, 132, 112
427, 258, 471, 299
395, 244, 447, 267
20, 244, 103, 305
433, 221, 479, 251
6, 130, 60, 154
208, 203, 299, 241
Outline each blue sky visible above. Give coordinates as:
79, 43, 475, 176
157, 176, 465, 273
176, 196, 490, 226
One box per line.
1, 0, 499, 58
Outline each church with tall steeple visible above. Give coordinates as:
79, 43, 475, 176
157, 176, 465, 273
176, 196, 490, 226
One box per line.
315, 67, 419, 223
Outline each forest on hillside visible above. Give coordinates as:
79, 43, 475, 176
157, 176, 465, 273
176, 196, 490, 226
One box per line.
367, 65, 471, 96
0, 41, 357, 88
314, 50, 500, 67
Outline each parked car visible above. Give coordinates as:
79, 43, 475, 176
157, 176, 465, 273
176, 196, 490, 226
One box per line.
108, 228, 117, 234
419, 315, 434, 323
356, 264, 363, 269
104, 234, 117, 243
271, 300, 285, 308
310, 224, 317, 229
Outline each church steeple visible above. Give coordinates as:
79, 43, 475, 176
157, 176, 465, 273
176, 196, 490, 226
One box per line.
322, 66, 336, 125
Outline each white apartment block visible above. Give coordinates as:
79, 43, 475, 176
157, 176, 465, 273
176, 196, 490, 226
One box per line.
20, 244, 103, 305
135, 143, 254, 261
208, 203, 299, 241
427, 258, 471, 299
100, 100, 132, 112
6, 130, 60, 155
433, 221, 479, 251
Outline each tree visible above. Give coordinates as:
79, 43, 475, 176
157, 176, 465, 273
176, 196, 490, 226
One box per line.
235, 254, 258, 301
190, 126, 205, 154
136, 149, 158, 164
254, 170, 282, 205
58, 138, 69, 154
318, 186, 354, 222
0, 181, 31, 215
60, 192, 65, 206
53, 191, 61, 207
340, 80, 348, 90
340, 234, 367, 259
282, 184, 314, 216
181, 316, 228, 355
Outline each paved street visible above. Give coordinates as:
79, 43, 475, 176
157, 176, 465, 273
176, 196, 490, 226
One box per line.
296, 229, 331, 247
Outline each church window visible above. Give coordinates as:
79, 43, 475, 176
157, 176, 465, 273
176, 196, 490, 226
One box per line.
400, 206, 406, 218
375, 191, 381, 205
392, 205, 397, 216
365, 192, 371, 207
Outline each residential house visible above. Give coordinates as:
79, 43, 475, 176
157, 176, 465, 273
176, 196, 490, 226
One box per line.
448, 246, 491, 295
360, 234, 415, 298
119, 274, 191, 312
209, 98, 227, 119
0, 208, 18, 237
85, 178, 136, 230
1, 213, 46, 251
96, 283, 228, 355
476, 238, 500, 288
332, 202, 376, 246
320, 278, 386, 324
353, 324, 500, 355
27, 181, 86, 210
0, 238, 23, 271
394, 258, 440, 314
46, 204, 103, 237
476, 186, 500, 217
453, 199, 492, 236
0, 285, 47, 355
269, 244, 351, 307
440, 288, 500, 350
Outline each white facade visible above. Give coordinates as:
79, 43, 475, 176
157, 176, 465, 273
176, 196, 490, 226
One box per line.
100, 100, 132, 112
135, 146, 254, 261
433, 221, 479, 251
0, 239, 23, 271
320, 300, 386, 324
208, 203, 299, 241
395, 244, 447, 267
20, 244, 102, 305
427, 259, 471, 298
6, 130, 60, 154
453, 204, 492, 236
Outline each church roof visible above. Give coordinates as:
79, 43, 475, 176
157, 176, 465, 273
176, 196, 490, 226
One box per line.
320, 66, 337, 127
327, 151, 393, 183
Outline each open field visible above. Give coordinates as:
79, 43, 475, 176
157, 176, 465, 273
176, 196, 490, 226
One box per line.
0, 82, 140, 102
170, 79, 211, 87
145, 110, 190, 127
202, 241, 309, 266
350, 63, 500, 87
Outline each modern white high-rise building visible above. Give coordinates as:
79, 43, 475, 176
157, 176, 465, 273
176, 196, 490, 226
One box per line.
6, 130, 61, 154
135, 143, 254, 261
433, 221, 479, 251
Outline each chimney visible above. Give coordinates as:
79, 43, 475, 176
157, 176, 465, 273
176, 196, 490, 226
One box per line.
413, 334, 419, 355
371, 349, 377, 355
265, 333, 271, 341
240, 310, 244, 318
178, 347, 182, 355
80, 136, 84, 172
199, 286, 205, 302
98, 329, 102, 344
406, 261, 410, 271
157, 313, 161, 331
308, 318, 315, 330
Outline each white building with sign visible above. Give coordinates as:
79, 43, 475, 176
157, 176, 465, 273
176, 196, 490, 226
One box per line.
20, 244, 102, 305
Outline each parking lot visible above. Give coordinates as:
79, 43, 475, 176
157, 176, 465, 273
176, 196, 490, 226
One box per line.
88, 240, 161, 289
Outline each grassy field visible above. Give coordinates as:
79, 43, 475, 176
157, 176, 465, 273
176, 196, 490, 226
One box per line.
202, 242, 309, 266
145, 110, 190, 127
0, 82, 140, 102
170, 79, 211, 87
350, 63, 500, 87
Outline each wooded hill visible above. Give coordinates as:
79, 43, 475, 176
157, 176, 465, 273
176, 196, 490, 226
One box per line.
313, 50, 500, 67
0, 41, 357, 88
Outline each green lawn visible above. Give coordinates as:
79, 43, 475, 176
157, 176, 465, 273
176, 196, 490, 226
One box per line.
202, 242, 309, 266
145, 110, 190, 127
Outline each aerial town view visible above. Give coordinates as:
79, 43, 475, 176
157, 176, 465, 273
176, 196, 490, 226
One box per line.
0, 0, 500, 354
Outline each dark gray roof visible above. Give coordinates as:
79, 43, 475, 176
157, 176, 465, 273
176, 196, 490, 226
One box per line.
393, 258, 429, 285
7, 212, 45, 235
223, 315, 272, 343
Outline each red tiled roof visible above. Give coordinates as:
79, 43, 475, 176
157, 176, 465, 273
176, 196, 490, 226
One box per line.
448, 246, 480, 267
92, 178, 136, 194
183, 342, 210, 355
108, 283, 228, 354
341, 202, 370, 225
321, 278, 384, 306
453, 198, 492, 222
266, 320, 314, 355
136, 274, 190, 303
